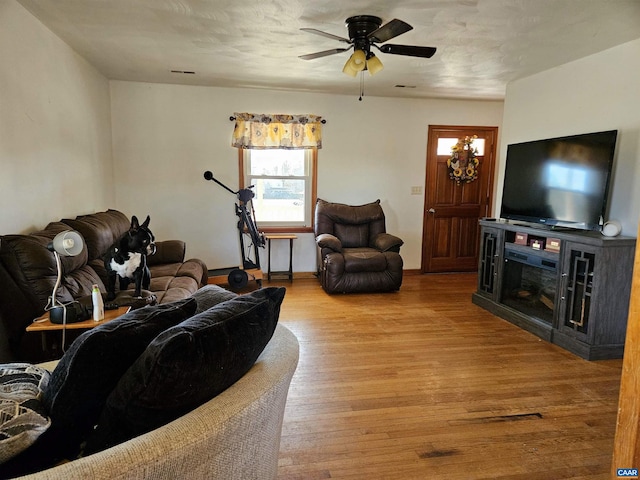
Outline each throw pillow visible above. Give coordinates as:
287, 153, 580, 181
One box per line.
39, 297, 197, 461
84, 286, 286, 454
190, 284, 238, 314
0, 364, 50, 465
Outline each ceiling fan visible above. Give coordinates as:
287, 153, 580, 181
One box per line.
299, 15, 437, 77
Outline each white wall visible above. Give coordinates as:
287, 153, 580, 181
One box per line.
0, 0, 503, 274
110, 82, 504, 271
498, 39, 640, 236
0, 1, 114, 235
7, 0, 638, 277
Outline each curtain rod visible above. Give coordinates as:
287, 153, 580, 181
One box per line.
229, 115, 326, 124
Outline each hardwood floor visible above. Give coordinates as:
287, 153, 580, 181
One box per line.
270, 274, 623, 480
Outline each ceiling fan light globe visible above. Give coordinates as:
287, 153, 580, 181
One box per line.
351, 49, 366, 69
343, 51, 365, 75
342, 59, 359, 77
366, 54, 384, 75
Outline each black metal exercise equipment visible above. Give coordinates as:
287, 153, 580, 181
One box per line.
203, 170, 265, 288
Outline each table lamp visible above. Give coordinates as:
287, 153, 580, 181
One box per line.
47, 230, 85, 324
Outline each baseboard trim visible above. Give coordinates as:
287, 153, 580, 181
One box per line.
403, 269, 422, 276
289, 271, 318, 280
262, 269, 422, 281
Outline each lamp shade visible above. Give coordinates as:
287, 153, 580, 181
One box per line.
46, 230, 84, 316
49, 230, 84, 257
366, 54, 384, 75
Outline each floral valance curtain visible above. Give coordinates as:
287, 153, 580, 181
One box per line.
231, 112, 323, 149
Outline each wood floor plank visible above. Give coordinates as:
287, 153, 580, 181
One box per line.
271, 274, 622, 479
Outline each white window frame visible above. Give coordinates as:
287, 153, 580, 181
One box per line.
239, 148, 317, 232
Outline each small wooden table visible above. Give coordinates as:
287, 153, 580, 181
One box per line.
27, 306, 131, 353
265, 234, 297, 281
27, 306, 131, 332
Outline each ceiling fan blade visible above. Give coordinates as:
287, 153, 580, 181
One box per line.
299, 48, 350, 60
379, 44, 437, 58
300, 28, 351, 44
368, 19, 413, 43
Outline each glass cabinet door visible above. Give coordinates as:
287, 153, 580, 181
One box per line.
478, 227, 502, 298
559, 245, 596, 340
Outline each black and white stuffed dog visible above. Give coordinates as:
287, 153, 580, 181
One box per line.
104, 215, 156, 301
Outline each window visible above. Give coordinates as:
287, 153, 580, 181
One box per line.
239, 148, 317, 232
437, 137, 485, 155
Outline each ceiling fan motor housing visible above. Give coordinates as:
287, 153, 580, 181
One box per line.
346, 15, 382, 52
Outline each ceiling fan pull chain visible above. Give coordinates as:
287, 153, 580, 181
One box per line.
359, 71, 364, 101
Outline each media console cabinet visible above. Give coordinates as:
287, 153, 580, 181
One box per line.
472, 219, 636, 360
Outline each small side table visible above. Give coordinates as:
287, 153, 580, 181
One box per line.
27, 306, 131, 353
265, 234, 297, 281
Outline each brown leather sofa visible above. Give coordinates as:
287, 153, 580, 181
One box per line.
314, 199, 403, 294
0, 209, 208, 362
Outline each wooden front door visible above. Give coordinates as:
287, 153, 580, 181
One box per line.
421, 125, 498, 273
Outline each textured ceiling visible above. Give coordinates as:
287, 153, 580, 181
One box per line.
16, 0, 640, 100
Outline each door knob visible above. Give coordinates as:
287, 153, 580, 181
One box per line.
428, 208, 436, 213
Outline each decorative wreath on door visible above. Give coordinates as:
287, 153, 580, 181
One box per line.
448, 135, 479, 185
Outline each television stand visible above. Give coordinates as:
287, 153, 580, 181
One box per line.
472, 219, 636, 360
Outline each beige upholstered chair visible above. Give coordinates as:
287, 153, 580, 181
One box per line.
18, 324, 299, 480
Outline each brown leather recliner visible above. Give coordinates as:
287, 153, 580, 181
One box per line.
314, 199, 404, 294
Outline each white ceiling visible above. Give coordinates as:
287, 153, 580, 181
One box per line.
16, 0, 640, 100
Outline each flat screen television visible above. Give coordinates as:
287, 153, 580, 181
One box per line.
500, 130, 618, 231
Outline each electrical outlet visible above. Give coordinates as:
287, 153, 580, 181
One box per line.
411, 186, 422, 195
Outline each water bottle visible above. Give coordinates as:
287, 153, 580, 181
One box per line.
92, 284, 104, 321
